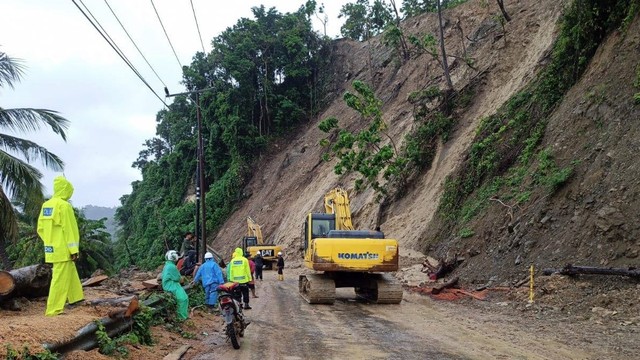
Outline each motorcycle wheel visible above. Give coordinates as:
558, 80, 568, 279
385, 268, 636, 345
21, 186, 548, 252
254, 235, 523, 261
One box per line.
227, 322, 240, 349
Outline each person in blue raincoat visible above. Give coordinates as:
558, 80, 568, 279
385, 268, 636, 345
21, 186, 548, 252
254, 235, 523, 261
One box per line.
192, 252, 225, 311
162, 250, 189, 320
37, 176, 84, 316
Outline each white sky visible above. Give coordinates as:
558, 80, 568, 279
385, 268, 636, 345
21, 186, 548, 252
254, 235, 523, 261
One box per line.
1, 0, 347, 207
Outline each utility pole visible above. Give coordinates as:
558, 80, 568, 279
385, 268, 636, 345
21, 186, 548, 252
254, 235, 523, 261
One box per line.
165, 87, 212, 264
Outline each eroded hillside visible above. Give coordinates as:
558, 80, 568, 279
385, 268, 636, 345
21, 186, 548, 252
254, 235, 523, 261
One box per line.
211, 0, 639, 291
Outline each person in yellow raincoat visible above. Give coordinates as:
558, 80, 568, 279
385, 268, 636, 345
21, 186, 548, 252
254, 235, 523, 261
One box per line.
37, 176, 84, 316
227, 248, 252, 309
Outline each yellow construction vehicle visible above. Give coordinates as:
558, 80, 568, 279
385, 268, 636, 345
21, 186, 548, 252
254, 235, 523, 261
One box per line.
298, 188, 403, 304
241, 217, 282, 270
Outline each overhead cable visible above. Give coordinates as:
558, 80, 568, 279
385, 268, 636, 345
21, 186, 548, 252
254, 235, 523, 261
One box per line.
71, 0, 168, 107
190, 0, 206, 53
103, 0, 168, 88
150, 0, 184, 69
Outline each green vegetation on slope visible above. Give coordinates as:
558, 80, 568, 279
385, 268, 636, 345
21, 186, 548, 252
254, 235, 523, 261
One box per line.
439, 0, 640, 228
113, 3, 332, 270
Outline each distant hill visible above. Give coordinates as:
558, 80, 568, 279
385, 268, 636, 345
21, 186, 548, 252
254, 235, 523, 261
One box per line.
82, 205, 118, 240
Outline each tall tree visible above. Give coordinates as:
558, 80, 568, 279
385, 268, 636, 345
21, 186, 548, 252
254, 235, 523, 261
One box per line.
339, 0, 393, 41
0, 51, 69, 270
436, 0, 454, 92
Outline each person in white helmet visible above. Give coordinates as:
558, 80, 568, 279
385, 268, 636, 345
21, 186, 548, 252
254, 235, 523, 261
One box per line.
276, 251, 285, 281
162, 250, 189, 320
192, 252, 225, 311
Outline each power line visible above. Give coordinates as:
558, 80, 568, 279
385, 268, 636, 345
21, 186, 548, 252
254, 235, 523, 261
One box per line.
71, 0, 168, 107
103, 0, 168, 88
150, 0, 183, 70
190, 0, 206, 53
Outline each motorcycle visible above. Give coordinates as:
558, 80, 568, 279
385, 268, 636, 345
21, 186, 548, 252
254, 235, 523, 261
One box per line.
216, 282, 249, 349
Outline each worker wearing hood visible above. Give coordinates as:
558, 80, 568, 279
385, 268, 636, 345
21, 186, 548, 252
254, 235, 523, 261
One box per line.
227, 247, 253, 309
37, 176, 84, 316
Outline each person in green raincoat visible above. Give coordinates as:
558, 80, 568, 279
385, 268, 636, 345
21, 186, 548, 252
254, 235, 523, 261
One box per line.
37, 176, 84, 316
162, 250, 189, 320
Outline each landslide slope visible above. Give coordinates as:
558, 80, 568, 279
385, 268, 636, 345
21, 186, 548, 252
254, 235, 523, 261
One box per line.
210, 0, 640, 289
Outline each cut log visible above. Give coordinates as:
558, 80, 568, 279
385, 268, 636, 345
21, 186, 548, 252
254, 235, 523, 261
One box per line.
142, 279, 159, 289
108, 296, 140, 319
163, 344, 191, 360
86, 296, 136, 306
82, 275, 109, 287
543, 264, 640, 279
0, 264, 51, 303
432, 276, 459, 295
0, 271, 15, 295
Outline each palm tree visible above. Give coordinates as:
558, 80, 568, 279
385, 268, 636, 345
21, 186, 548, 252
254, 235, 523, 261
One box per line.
1, 51, 69, 270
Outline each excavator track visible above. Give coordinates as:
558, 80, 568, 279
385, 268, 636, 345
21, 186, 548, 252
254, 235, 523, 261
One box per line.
299, 274, 336, 304
354, 274, 403, 304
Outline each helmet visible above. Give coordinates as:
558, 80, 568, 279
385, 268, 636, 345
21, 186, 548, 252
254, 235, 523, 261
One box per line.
277, 251, 283, 256
165, 250, 179, 262
204, 252, 214, 259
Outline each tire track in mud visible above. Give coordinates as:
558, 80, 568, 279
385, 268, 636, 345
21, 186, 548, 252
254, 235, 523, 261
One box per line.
262, 278, 460, 359
190, 272, 594, 360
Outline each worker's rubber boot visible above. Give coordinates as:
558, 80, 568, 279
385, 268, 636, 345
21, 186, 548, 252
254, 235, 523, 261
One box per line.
278, 274, 284, 281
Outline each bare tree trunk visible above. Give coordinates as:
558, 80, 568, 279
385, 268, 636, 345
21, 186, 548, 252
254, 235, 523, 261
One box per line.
263, 57, 270, 136
496, 0, 511, 22
455, 18, 467, 59
0, 188, 17, 270
437, 1, 454, 91
0, 242, 12, 271
389, 0, 409, 61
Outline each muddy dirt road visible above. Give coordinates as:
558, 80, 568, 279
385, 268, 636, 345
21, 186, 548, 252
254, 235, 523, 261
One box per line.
184, 269, 636, 360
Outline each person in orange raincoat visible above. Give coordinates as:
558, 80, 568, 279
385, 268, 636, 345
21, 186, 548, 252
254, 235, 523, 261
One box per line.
37, 176, 84, 316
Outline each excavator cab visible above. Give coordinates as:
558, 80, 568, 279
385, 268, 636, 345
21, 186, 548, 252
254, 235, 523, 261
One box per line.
243, 236, 259, 248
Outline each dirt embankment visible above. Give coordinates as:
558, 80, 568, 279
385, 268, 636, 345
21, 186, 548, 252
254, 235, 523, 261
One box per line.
211, 0, 564, 262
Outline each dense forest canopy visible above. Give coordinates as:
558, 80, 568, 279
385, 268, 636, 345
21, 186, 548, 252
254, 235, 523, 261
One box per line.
114, 1, 332, 269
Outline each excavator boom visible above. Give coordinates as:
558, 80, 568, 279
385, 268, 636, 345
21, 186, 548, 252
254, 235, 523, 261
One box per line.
246, 216, 264, 244
324, 188, 354, 230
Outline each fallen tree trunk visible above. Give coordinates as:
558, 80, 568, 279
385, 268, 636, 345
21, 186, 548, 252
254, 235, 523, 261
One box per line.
163, 344, 190, 360
0, 264, 51, 302
81, 274, 109, 287
85, 296, 136, 307
432, 276, 459, 295
543, 264, 640, 279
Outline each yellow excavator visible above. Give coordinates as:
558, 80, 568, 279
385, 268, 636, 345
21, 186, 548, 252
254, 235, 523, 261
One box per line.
298, 188, 403, 304
241, 217, 282, 270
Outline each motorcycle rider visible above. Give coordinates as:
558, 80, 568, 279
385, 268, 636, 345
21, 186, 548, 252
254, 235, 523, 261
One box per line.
227, 248, 253, 309
192, 252, 225, 311
162, 250, 189, 320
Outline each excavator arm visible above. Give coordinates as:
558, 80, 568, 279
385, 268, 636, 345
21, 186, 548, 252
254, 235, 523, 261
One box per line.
323, 188, 354, 230
247, 216, 264, 245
